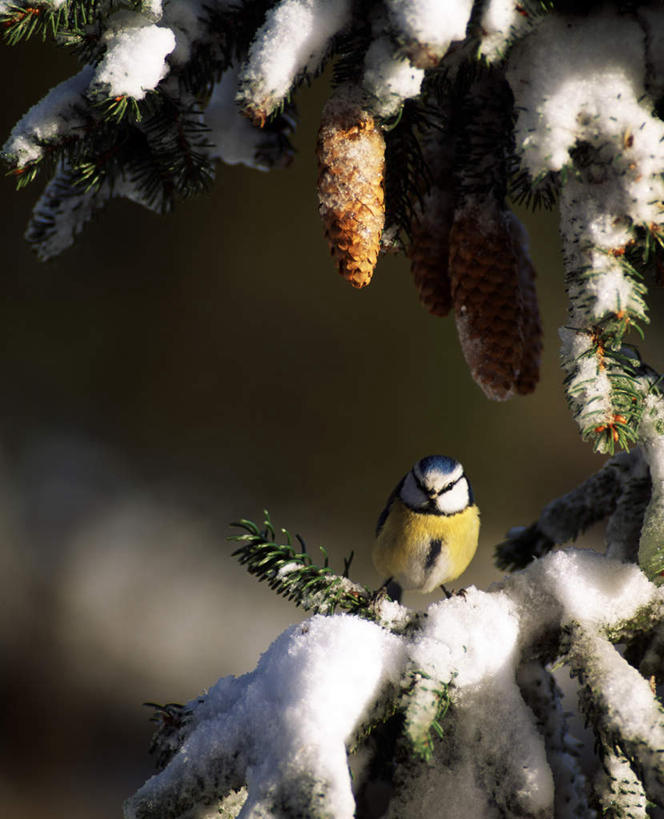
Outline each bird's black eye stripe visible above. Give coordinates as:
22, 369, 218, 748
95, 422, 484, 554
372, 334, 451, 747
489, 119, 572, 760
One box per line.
414, 470, 465, 496
444, 473, 465, 494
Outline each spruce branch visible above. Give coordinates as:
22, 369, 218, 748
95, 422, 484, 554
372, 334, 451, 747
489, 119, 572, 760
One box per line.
508, 166, 559, 210
24, 160, 112, 258
229, 512, 376, 618
497, 366, 664, 584
127, 540, 664, 819
4, 0, 664, 466
144, 701, 193, 772
400, 669, 453, 762
0, 0, 96, 46
562, 623, 664, 808
516, 661, 590, 816
593, 748, 649, 819
382, 96, 429, 251
495, 450, 646, 571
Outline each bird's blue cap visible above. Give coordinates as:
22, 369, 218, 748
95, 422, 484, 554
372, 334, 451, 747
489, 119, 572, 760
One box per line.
417, 455, 459, 475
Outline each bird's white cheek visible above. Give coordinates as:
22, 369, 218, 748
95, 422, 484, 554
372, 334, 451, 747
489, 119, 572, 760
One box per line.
437, 480, 469, 515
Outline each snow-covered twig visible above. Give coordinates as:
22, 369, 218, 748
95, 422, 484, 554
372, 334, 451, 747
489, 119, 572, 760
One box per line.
125, 549, 664, 818
496, 450, 649, 571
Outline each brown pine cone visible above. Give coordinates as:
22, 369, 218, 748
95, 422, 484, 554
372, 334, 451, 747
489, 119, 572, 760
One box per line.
449, 199, 541, 400
509, 214, 542, 395
409, 186, 454, 317
317, 91, 385, 289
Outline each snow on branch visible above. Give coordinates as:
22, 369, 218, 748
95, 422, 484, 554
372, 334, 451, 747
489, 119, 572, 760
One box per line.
237, 0, 352, 125
496, 450, 650, 571
4, 3, 664, 579
384, 0, 473, 68
497, 365, 664, 583
204, 65, 295, 171
564, 623, 664, 804
3, 66, 95, 182
507, 10, 664, 455
89, 10, 176, 101
125, 537, 664, 819
6, 2, 664, 459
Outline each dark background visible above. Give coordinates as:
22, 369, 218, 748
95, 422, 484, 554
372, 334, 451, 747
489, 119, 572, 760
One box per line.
2, 40, 663, 817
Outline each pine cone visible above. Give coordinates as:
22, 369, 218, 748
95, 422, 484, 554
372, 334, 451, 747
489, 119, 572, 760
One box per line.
317, 91, 385, 289
409, 186, 454, 317
449, 199, 541, 400
509, 214, 542, 395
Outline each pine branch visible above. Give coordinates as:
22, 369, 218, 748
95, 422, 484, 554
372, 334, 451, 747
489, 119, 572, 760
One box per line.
382, 97, 430, 248
330, 16, 373, 89
508, 166, 559, 210
451, 59, 516, 205
0, 0, 98, 46
563, 623, 664, 809
495, 450, 646, 571
144, 701, 193, 772
127, 545, 664, 819
229, 512, 376, 617
24, 160, 111, 259
400, 669, 452, 762
593, 748, 649, 818
517, 661, 590, 816
138, 96, 214, 203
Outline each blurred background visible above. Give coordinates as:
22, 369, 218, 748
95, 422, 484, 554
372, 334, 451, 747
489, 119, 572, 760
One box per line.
2, 39, 664, 819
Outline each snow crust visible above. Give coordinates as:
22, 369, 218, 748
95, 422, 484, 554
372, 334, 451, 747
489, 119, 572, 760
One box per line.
238, 0, 351, 118
385, 0, 472, 56
402, 589, 554, 816
413, 587, 519, 687
513, 549, 655, 628
3, 66, 94, 167
478, 0, 532, 62
508, 13, 664, 226
362, 36, 424, 118
127, 615, 405, 818
93, 12, 176, 99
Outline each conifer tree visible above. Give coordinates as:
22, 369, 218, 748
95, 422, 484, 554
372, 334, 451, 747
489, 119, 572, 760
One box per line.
3, 1, 664, 816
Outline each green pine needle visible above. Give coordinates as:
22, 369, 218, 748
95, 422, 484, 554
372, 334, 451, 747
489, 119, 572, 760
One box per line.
97, 94, 143, 124
229, 512, 374, 617
0, 0, 96, 46
403, 670, 453, 763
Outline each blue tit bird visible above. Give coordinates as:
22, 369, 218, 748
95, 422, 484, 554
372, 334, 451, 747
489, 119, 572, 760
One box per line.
372, 455, 480, 598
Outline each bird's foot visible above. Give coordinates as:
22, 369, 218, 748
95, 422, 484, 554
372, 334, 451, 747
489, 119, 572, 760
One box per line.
373, 577, 402, 606
441, 585, 467, 599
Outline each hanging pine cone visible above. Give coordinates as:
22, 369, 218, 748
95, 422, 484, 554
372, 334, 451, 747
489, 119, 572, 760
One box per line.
509, 213, 542, 395
409, 186, 454, 317
406, 75, 457, 317
317, 90, 385, 289
449, 198, 541, 400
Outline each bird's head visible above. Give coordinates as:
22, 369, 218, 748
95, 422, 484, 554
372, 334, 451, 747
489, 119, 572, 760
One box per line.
400, 455, 473, 515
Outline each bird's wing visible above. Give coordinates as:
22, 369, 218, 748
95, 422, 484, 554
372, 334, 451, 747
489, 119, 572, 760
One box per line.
375, 476, 405, 537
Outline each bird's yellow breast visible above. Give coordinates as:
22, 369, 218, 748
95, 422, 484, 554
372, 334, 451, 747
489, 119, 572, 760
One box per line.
372, 499, 480, 593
